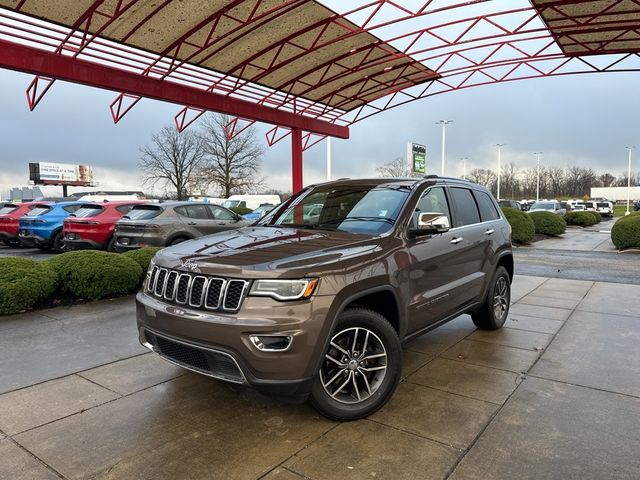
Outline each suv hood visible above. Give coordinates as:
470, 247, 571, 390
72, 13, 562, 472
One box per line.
155, 226, 382, 276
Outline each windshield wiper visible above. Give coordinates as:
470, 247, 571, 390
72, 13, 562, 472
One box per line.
320, 216, 395, 226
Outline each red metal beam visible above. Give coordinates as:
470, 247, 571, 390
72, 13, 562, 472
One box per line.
291, 127, 303, 192
0, 40, 349, 139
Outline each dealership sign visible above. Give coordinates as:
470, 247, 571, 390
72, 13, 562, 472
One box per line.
407, 143, 426, 175
29, 162, 94, 186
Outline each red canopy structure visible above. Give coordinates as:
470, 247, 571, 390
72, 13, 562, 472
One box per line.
1, 0, 639, 191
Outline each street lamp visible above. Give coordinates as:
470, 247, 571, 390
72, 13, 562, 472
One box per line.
460, 157, 469, 180
625, 146, 635, 216
534, 152, 542, 201
496, 144, 506, 200
436, 120, 453, 176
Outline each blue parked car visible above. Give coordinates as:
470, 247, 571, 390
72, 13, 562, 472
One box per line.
19, 201, 86, 252
241, 204, 276, 221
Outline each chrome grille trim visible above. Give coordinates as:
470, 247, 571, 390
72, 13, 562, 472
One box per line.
188, 276, 207, 308
147, 268, 249, 313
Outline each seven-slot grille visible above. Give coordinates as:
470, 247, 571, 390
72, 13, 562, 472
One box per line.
147, 266, 248, 312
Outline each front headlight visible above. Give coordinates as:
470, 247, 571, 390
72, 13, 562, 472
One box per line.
249, 278, 318, 301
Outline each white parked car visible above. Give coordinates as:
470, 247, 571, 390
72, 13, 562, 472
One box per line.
528, 200, 565, 216
595, 201, 614, 218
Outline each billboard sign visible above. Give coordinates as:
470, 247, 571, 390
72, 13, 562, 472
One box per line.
407, 143, 426, 175
29, 162, 94, 186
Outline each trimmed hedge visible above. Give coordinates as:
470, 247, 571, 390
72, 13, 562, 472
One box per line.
502, 207, 535, 244
230, 207, 253, 215
564, 211, 596, 227
528, 211, 566, 236
122, 247, 162, 271
586, 211, 602, 224
0, 258, 58, 315
47, 251, 142, 300
611, 213, 640, 250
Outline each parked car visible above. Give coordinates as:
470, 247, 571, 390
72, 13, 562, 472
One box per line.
498, 200, 522, 210
634, 200, 640, 211
114, 201, 250, 251
137, 177, 514, 420
528, 200, 565, 215
572, 204, 586, 211
0, 202, 42, 246
595, 201, 614, 218
63, 201, 147, 251
18, 201, 86, 252
222, 195, 281, 211
241, 204, 276, 221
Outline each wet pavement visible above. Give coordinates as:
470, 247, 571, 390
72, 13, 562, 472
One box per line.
1, 275, 639, 479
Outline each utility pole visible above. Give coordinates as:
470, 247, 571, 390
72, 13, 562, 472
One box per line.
461, 157, 469, 180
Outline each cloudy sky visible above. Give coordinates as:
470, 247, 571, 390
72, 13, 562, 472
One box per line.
1, 1, 640, 197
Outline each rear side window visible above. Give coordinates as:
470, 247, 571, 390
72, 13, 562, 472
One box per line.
449, 187, 481, 227
26, 206, 52, 217
116, 204, 138, 215
474, 191, 500, 222
176, 205, 211, 219
72, 205, 105, 218
125, 206, 162, 220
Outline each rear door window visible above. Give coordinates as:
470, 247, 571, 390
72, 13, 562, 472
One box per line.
125, 206, 162, 220
207, 205, 236, 220
473, 190, 500, 222
449, 187, 481, 227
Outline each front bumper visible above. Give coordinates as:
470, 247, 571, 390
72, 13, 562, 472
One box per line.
136, 290, 334, 398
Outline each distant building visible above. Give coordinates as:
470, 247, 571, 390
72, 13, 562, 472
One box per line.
591, 186, 640, 202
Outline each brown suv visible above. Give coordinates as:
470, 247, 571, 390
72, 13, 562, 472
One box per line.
136, 177, 513, 420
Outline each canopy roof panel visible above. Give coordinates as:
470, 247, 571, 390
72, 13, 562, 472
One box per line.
532, 0, 640, 55
0, 0, 437, 111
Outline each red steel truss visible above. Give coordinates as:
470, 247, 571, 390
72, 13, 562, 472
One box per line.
1, 0, 640, 191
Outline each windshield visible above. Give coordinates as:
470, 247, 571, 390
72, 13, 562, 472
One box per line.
25, 206, 51, 217
597, 202, 609, 208
531, 202, 554, 210
222, 200, 240, 208
72, 205, 105, 218
0, 205, 17, 215
124, 205, 162, 220
261, 183, 411, 235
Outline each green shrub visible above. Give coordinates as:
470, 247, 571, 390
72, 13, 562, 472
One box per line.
230, 207, 253, 215
611, 214, 640, 250
0, 258, 58, 315
586, 211, 602, 224
528, 211, 566, 236
564, 211, 596, 227
122, 247, 162, 271
48, 251, 142, 300
502, 207, 535, 244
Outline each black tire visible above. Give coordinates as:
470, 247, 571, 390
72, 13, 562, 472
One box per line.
471, 266, 511, 330
169, 237, 188, 246
52, 231, 66, 253
106, 236, 115, 252
309, 308, 402, 421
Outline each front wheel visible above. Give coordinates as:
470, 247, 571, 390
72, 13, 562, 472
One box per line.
309, 308, 402, 421
471, 266, 511, 330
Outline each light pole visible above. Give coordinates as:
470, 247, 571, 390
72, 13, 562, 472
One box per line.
534, 152, 542, 201
626, 146, 635, 215
460, 157, 469, 180
436, 120, 453, 176
496, 144, 505, 200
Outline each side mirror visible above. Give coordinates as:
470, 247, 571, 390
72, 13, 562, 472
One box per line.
409, 212, 450, 237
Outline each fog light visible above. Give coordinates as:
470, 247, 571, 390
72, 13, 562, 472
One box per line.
250, 335, 293, 352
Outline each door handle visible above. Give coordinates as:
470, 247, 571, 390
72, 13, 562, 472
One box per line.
187, 222, 197, 226
450, 237, 463, 245
484, 229, 495, 235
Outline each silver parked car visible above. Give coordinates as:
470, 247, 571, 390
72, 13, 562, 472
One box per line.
528, 200, 565, 216
114, 201, 250, 251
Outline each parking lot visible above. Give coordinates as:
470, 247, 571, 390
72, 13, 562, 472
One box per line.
1, 271, 639, 480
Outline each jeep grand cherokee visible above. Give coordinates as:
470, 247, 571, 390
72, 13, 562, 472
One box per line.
136, 176, 513, 420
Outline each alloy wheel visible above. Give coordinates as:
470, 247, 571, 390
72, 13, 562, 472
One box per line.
493, 276, 509, 321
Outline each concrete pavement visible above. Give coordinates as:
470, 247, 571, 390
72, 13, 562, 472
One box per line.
0, 275, 639, 479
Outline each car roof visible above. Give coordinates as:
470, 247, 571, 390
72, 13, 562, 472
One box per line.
312, 175, 476, 189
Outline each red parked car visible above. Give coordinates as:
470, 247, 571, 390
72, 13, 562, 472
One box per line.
63, 201, 147, 251
0, 202, 43, 246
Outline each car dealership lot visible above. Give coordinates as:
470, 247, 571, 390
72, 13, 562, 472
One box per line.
1, 275, 639, 480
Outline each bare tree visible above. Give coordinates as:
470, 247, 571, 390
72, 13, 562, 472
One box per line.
599, 173, 616, 187
197, 114, 265, 197
468, 168, 497, 190
376, 157, 411, 177
500, 162, 521, 199
138, 126, 206, 200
